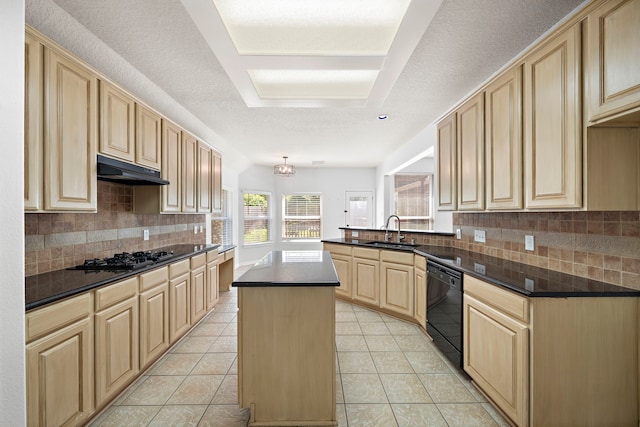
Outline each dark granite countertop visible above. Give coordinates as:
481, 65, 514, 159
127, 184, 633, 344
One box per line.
25, 244, 232, 311
322, 238, 640, 298
232, 250, 339, 287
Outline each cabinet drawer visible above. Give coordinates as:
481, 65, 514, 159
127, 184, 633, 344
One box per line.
415, 255, 426, 271
191, 253, 206, 269
223, 248, 235, 262
207, 249, 219, 263
353, 247, 379, 260
95, 276, 138, 311
140, 266, 168, 292
465, 275, 529, 323
26, 292, 92, 342
381, 250, 414, 265
324, 243, 352, 256
169, 259, 190, 279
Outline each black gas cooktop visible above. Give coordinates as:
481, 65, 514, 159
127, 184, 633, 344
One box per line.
71, 250, 174, 271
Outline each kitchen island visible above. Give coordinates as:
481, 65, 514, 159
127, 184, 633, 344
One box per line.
233, 250, 339, 427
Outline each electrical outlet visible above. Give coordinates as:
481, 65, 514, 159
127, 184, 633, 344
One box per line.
456, 229, 462, 239
200, 225, 204, 233
194, 225, 198, 234
143, 229, 149, 241
525, 235, 535, 251
474, 263, 486, 274
352, 231, 359, 238
474, 230, 486, 243
525, 278, 535, 291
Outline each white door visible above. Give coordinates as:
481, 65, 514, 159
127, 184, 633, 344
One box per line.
345, 191, 374, 228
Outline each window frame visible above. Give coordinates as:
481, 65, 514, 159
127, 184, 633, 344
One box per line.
281, 193, 322, 242
242, 190, 272, 246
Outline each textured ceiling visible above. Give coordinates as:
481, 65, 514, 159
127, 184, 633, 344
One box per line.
36, 0, 584, 168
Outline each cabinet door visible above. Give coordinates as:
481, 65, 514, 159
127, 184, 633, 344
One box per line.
523, 24, 581, 209
212, 152, 223, 212
206, 261, 219, 311
44, 47, 97, 211
587, 0, 640, 123
99, 81, 135, 162
380, 262, 414, 317
95, 296, 139, 407
437, 113, 457, 211
191, 265, 207, 324
197, 142, 213, 213
26, 317, 93, 427
485, 66, 523, 210
139, 283, 170, 369
457, 92, 485, 210
182, 132, 198, 213
25, 31, 43, 211
170, 272, 191, 343
331, 253, 352, 299
414, 267, 426, 327
352, 257, 379, 306
463, 294, 528, 427
136, 103, 162, 170
161, 119, 182, 212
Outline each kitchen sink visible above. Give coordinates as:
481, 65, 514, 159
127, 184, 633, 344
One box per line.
363, 241, 419, 250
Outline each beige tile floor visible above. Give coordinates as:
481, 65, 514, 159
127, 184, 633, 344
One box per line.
89, 274, 509, 427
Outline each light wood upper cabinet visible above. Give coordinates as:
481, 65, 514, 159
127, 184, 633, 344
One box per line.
523, 23, 582, 209
182, 132, 198, 213
135, 103, 162, 170
437, 113, 457, 211
26, 293, 94, 427
213, 151, 223, 212
587, 0, 640, 123
99, 81, 135, 163
44, 45, 98, 211
162, 119, 182, 212
197, 142, 213, 213
25, 31, 43, 211
485, 66, 523, 210
457, 92, 485, 211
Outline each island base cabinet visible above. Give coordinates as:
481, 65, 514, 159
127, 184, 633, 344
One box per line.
238, 286, 336, 426
463, 295, 528, 427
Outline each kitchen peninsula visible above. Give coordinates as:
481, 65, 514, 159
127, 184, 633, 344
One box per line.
233, 250, 339, 427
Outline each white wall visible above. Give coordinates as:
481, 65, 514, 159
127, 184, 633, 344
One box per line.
238, 165, 376, 265
0, 0, 27, 424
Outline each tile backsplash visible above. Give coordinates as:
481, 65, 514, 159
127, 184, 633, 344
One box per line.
451, 212, 640, 289
25, 181, 207, 276
343, 211, 640, 290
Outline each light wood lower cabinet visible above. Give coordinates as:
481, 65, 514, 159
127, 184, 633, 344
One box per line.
26, 293, 94, 427
464, 293, 528, 426
380, 251, 414, 317
206, 251, 220, 311
169, 259, 191, 343
324, 243, 353, 299
94, 277, 139, 408
414, 256, 427, 327
190, 254, 207, 324
139, 267, 170, 370
352, 247, 380, 307
464, 274, 639, 427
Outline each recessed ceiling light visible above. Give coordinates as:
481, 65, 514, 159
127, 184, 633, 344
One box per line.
377, 114, 388, 120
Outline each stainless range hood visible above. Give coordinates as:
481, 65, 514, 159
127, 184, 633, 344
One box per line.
97, 155, 169, 186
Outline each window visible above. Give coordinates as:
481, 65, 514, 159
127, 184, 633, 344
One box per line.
211, 189, 233, 246
282, 194, 321, 241
243, 192, 271, 245
394, 174, 433, 230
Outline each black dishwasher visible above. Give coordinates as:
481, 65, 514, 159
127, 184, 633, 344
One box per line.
426, 261, 463, 368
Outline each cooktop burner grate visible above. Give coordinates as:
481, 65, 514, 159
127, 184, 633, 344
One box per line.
73, 250, 174, 271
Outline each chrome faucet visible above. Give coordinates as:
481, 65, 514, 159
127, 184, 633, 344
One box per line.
384, 215, 404, 242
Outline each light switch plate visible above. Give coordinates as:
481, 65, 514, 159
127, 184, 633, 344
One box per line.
474, 230, 486, 243
525, 235, 535, 251
456, 229, 461, 239
194, 225, 198, 234
143, 229, 149, 241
